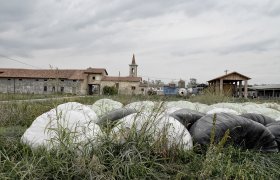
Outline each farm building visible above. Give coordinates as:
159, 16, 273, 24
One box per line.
0, 55, 142, 95
208, 72, 251, 98
249, 85, 280, 99
163, 82, 179, 96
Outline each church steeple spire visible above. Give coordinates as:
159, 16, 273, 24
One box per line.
132, 54, 136, 65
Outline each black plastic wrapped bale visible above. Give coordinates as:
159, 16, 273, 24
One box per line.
240, 113, 276, 125
170, 108, 205, 130
98, 108, 137, 125
190, 113, 278, 152
266, 122, 280, 150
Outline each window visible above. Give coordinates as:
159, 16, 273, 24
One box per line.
73, 80, 77, 82
8, 79, 11, 81
52, 86, 55, 92
131, 86, 136, 90
92, 76, 96, 80
61, 87, 64, 92
44, 79, 47, 81
44, 86, 47, 92
141, 88, 144, 92
61, 79, 64, 82
19, 79, 22, 81
36, 79, 39, 81
116, 83, 119, 89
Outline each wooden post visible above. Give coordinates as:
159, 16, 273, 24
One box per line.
239, 81, 242, 98
216, 80, 219, 93
220, 79, 223, 94
244, 80, 248, 98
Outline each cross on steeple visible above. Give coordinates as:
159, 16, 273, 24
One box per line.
224, 70, 229, 75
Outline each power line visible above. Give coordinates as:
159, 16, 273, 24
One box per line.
0, 54, 42, 69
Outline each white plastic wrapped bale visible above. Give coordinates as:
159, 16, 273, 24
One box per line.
56, 102, 99, 123
21, 105, 101, 149
111, 112, 193, 150
97, 108, 137, 125
262, 103, 280, 111
163, 107, 182, 115
162, 102, 209, 115
210, 103, 245, 114
124, 101, 155, 113
242, 104, 280, 119
190, 113, 278, 152
92, 99, 123, 117
165, 101, 196, 111
206, 108, 239, 115
193, 103, 210, 114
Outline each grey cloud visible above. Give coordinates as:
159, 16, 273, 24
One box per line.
0, 0, 35, 23
263, 0, 280, 17
73, 0, 189, 30
219, 39, 280, 55
0, 0, 280, 84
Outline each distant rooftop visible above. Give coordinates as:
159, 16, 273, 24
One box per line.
102, 76, 142, 82
0, 68, 107, 80
250, 84, 280, 90
208, 71, 251, 82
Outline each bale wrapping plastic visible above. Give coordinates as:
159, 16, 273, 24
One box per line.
190, 113, 278, 152
170, 108, 205, 129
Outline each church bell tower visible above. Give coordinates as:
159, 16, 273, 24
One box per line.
129, 54, 138, 77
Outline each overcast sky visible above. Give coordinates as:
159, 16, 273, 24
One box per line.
0, 0, 279, 84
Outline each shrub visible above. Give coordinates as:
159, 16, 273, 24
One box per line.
102, 86, 118, 96
147, 89, 157, 96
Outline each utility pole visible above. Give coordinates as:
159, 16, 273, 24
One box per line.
13, 78, 15, 94
118, 71, 120, 94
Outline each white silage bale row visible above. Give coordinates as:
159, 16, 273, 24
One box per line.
241, 102, 263, 108
193, 102, 210, 113
261, 103, 280, 112
210, 103, 245, 114
124, 101, 155, 113
206, 108, 239, 115
242, 105, 280, 119
165, 101, 196, 111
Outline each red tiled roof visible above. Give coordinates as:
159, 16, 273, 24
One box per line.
84, 68, 108, 75
102, 76, 142, 82
0, 68, 107, 80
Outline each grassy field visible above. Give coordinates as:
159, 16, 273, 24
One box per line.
1, 94, 280, 179
0, 93, 76, 101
